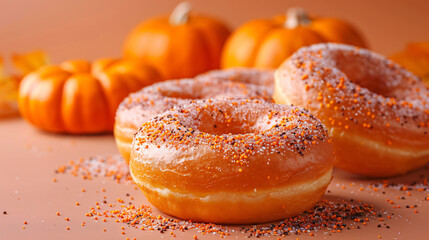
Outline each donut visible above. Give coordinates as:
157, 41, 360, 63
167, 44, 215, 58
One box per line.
196, 67, 274, 88
274, 43, 429, 177
130, 99, 334, 224
114, 77, 272, 162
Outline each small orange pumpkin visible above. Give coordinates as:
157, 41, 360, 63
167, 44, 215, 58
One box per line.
18, 59, 162, 133
221, 7, 367, 69
123, 2, 231, 79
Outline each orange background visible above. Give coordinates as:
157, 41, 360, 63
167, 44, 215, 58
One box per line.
2, 1, 429, 239
1, 0, 429, 65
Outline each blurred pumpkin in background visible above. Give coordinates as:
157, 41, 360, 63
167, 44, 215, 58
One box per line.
18, 59, 162, 134
390, 42, 429, 86
0, 51, 49, 118
123, 2, 231, 79
221, 7, 367, 69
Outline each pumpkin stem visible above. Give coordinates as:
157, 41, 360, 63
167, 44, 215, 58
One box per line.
284, 7, 311, 29
169, 2, 191, 25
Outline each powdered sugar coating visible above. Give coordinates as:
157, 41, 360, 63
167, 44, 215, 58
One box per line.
134, 99, 328, 158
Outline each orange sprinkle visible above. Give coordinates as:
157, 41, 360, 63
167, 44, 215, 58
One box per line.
304, 84, 310, 91
301, 74, 309, 80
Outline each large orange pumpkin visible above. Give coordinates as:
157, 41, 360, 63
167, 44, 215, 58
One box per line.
18, 59, 162, 134
221, 7, 367, 69
123, 2, 231, 79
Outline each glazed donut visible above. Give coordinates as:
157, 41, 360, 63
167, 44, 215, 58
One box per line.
114, 78, 272, 162
130, 99, 334, 224
196, 67, 274, 88
274, 43, 429, 177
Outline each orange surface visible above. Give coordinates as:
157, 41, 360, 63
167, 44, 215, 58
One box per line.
1, 1, 429, 239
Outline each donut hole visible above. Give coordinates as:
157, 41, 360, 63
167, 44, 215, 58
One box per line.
197, 118, 254, 135
159, 88, 202, 100
157, 79, 248, 100
333, 51, 408, 99
197, 111, 257, 135
181, 102, 270, 136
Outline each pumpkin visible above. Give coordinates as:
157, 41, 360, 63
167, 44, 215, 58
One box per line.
1, 51, 49, 118
123, 2, 231, 79
18, 59, 162, 133
221, 7, 367, 69
390, 42, 429, 86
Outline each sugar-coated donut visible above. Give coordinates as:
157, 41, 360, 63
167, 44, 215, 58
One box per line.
114, 77, 272, 162
274, 43, 429, 177
130, 99, 334, 224
196, 67, 274, 88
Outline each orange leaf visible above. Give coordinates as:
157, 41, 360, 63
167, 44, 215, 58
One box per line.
12, 51, 50, 76
390, 42, 429, 86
